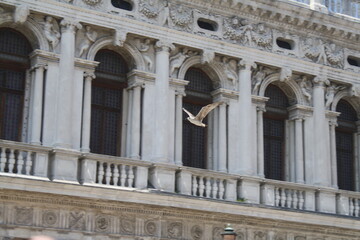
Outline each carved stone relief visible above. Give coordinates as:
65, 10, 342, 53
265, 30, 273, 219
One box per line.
296, 76, 312, 103
235, 230, 245, 240
43, 16, 61, 52
325, 84, 346, 110
254, 231, 266, 240
144, 220, 157, 236
139, 0, 162, 20
15, 207, 33, 225
14, 4, 30, 24
212, 227, 223, 240
69, 211, 86, 230
168, 222, 183, 238
251, 65, 272, 95
120, 216, 136, 234
95, 215, 110, 232
223, 17, 253, 45
42, 210, 58, 227
191, 225, 203, 240
216, 56, 238, 90
133, 38, 155, 72
82, 0, 102, 6
251, 23, 272, 50
169, 4, 193, 31
77, 25, 98, 58
169, 47, 198, 78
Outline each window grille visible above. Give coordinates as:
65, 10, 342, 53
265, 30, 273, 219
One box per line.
336, 100, 357, 191
0, 29, 31, 142
90, 50, 127, 156
182, 68, 213, 169
263, 84, 288, 181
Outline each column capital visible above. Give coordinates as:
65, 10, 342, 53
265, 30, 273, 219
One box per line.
256, 105, 266, 112
313, 76, 330, 87
31, 63, 48, 72
238, 59, 256, 71
175, 89, 186, 97
155, 40, 175, 52
60, 18, 82, 33
84, 71, 96, 81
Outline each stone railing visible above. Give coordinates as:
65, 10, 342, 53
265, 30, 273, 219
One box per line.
80, 153, 150, 189
0, 140, 51, 178
261, 180, 316, 211
290, 0, 360, 18
176, 167, 237, 201
2, 140, 360, 218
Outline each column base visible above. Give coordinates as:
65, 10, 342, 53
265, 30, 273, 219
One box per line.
49, 148, 79, 182
149, 165, 176, 192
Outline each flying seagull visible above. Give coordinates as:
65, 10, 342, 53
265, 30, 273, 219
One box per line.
183, 102, 223, 127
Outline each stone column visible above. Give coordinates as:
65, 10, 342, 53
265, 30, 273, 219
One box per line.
174, 90, 185, 165
356, 121, 360, 192
312, 76, 331, 187
256, 105, 265, 178
238, 60, 256, 175
51, 19, 81, 182
130, 83, 143, 159
295, 118, 304, 184
81, 71, 95, 153
218, 102, 227, 172
54, 19, 82, 148
30, 64, 47, 145
153, 40, 174, 162
126, 88, 134, 157
329, 118, 338, 188
149, 41, 176, 192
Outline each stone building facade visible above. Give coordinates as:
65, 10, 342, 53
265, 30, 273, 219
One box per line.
0, 0, 360, 239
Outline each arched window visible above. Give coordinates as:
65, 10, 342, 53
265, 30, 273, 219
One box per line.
0, 28, 32, 141
263, 84, 289, 181
336, 99, 357, 191
183, 67, 214, 169
90, 50, 128, 156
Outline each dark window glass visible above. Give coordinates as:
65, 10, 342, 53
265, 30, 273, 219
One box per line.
111, 0, 133, 11
276, 38, 293, 50
336, 100, 357, 191
90, 50, 128, 156
183, 68, 213, 169
197, 19, 217, 31
0, 28, 31, 141
263, 84, 288, 181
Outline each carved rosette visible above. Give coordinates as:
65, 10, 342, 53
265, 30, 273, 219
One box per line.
145, 220, 157, 236
42, 210, 58, 227
170, 5, 193, 30
212, 227, 223, 240
15, 207, 33, 225
82, 0, 102, 5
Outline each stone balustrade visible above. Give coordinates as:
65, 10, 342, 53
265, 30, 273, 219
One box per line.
291, 0, 360, 18
2, 139, 360, 218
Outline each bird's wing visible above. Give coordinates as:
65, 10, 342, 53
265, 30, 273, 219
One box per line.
195, 102, 223, 121
182, 108, 195, 118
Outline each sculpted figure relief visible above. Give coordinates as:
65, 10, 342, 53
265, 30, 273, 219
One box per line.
251, 23, 272, 50
252, 65, 271, 95
220, 57, 238, 90
223, 17, 253, 45
44, 16, 60, 51
139, 0, 160, 18
169, 48, 197, 77
325, 84, 345, 109
78, 26, 97, 58
135, 38, 155, 72
14, 4, 30, 24
298, 76, 312, 102
324, 43, 344, 68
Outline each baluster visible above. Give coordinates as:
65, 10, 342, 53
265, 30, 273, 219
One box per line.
97, 162, 104, 184
354, 199, 359, 217
286, 190, 292, 208
349, 198, 354, 216
16, 151, 24, 174
292, 190, 299, 209
280, 188, 286, 207
218, 180, 224, 200
8, 149, 15, 173
192, 176, 198, 196
205, 178, 211, 198
113, 165, 119, 186
25, 152, 32, 175
299, 191, 305, 210
0, 147, 7, 172
275, 187, 280, 207
128, 166, 134, 187
212, 179, 218, 199
105, 163, 111, 185
199, 177, 205, 197
120, 165, 126, 187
